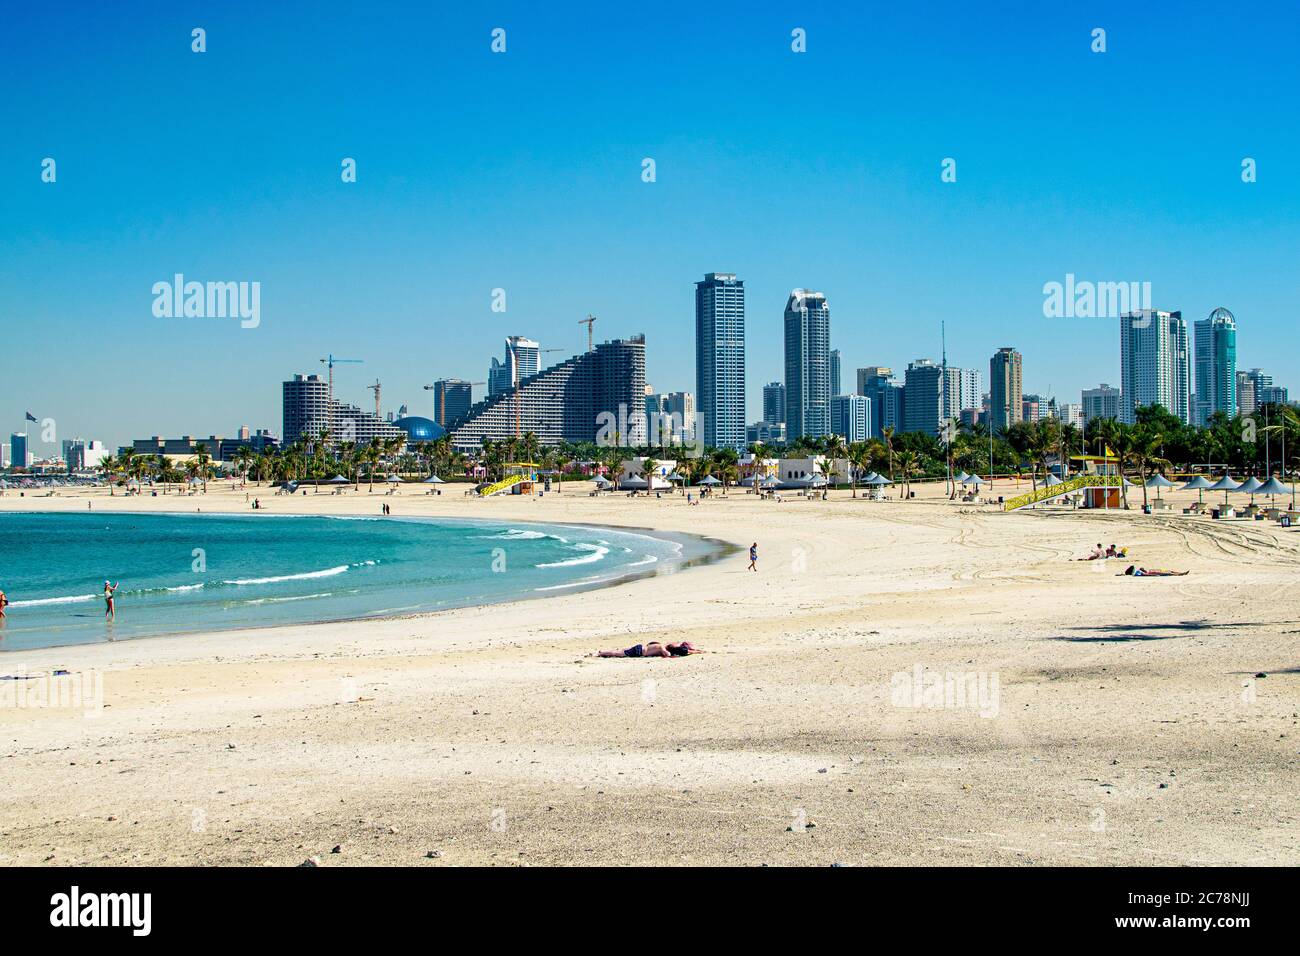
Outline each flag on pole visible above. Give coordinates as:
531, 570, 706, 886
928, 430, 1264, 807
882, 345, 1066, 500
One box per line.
25, 412, 37, 422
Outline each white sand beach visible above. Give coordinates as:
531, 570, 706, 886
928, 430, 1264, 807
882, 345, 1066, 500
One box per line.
2, 480, 1297, 866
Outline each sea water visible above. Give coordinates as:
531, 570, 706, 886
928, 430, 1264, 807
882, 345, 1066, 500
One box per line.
0, 512, 715, 651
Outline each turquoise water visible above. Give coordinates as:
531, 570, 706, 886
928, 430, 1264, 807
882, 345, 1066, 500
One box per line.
0, 512, 715, 651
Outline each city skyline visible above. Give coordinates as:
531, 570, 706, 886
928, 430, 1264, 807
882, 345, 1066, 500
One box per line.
4, 3, 1299, 452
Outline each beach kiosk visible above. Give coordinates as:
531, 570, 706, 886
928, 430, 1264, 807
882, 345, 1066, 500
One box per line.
1070, 446, 1122, 509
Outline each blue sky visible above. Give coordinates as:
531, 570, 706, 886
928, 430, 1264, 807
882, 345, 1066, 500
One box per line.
2, 1, 1298, 453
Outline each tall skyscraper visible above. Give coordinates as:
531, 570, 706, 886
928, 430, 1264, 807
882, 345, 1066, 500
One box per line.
695, 273, 746, 451
283, 373, 403, 446
830, 349, 842, 398
858, 367, 902, 436
989, 347, 1023, 431
488, 337, 542, 397
433, 379, 474, 427
783, 289, 831, 440
762, 382, 786, 425
9, 433, 30, 468
450, 335, 645, 450
830, 394, 871, 442
903, 359, 956, 436
1120, 310, 1190, 423
646, 391, 696, 443
1236, 372, 1257, 416
1082, 384, 1122, 423
959, 368, 982, 413
1194, 307, 1237, 426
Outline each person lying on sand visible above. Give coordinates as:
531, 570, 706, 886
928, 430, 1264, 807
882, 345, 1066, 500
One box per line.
1120, 565, 1188, 577
591, 641, 700, 658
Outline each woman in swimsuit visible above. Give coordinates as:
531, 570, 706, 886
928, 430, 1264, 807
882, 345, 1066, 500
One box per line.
0, 588, 9, 619
103, 580, 119, 618
1121, 566, 1188, 577
593, 641, 700, 658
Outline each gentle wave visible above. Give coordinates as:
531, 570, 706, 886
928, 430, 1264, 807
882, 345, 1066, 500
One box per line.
243, 592, 333, 605
535, 543, 609, 568
223, 565, 349, 585
9, 593, 97, 608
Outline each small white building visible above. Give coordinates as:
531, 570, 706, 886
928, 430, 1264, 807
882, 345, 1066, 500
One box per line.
619, 456, 676, 490
777, 456, 852, 485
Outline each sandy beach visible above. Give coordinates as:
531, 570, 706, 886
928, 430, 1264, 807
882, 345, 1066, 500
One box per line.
2, 480, 1297, 866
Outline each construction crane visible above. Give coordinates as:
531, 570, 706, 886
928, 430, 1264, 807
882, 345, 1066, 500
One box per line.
578, 314, 597, 353
423, 380, 485, 428
366, 380, 381, 419
318, 355, 364, 436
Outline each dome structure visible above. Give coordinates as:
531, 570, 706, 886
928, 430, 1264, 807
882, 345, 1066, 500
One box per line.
393, 416, 445, 442
1207, 306, 1235, 323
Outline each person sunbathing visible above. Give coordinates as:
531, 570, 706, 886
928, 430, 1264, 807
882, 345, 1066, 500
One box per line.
1120, 565, 1188, 577
1077, 543, 1105, 561
592, 641, 700, 658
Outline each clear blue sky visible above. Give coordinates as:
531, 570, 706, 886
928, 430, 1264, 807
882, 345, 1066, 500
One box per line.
3, 1, 1298, 453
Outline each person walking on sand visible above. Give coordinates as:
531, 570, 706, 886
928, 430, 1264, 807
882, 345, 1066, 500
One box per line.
103, 580, 119, 619
748, 542, 758, 571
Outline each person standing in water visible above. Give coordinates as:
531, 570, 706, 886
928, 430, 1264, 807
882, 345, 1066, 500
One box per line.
0, 587, 9, 619
103, 580, 119, 619
748, 542, 758, 572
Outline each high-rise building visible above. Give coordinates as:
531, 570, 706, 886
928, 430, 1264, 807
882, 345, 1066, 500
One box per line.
65, 438, 108, 471
746, 421, 787, 446
695, 273, 746, 451
989, 347, 1023, 431
488, 337, 542, 397
959, 368, 982, 413
830, 394, 871, 442
830, 349, 842, 399
903, 359, 957, 436
433, 379, 474, 427
1236, 372, 1257, 416
450, 336, 646, 451
1022, 394, 1044, 423
9, 433, 30, 468
1260, 385, 1289, 406
645, 391, 696, 444
762, 382, 786, 425
783, 289, 831, 440
857, 367, 902, 436
1194, 307, 1237, 425
1082, 383, 1122, 423
283, 373, 402, 447
1120, 310, 1190, 423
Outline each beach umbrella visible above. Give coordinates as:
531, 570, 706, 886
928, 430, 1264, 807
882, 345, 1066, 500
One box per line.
386, 474, 402, 483
1043, 473, 1063, 486
861, 472, 879, 483
666, 472, 686, 482
954, 471, 971, 484
422, 475, 444, 484
329, 474, 349, 484
759, 474, 779, 487
593, 474, 611, 485
698, 475, 721, 486
1145, 473, 1175, 500
867, 474, 893, 486
1236, 476, 1263, 505
1208, 475, 1241, 507
622, 474, 649, 489
1180, 474, 1212, 506
965, 475, 987, 488
1255, 476, 1289, 506
187, 477, 202, 486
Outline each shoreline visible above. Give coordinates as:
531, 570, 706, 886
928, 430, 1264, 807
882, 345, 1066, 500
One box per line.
0, 509, 736, 654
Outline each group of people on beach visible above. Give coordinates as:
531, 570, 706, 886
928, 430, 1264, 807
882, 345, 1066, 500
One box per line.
0, 581, 119, 622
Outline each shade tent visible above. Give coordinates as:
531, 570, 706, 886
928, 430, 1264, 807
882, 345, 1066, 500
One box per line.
1180, 475, 1213, 506
1255, 476, 1289, 496
1145, 473, 1175, 500
759, 475, 780, 487
329, 475, 350, 483
385, 475, 402, 483
666, 473, 686, 482
1237, 476, 1263, 494
622, 475, 649, 489
954, 471, 971, 484
1208, 475, 1241, 507
1043, 474, 1063, 486
862, 472, 879, 483
422, 475, 444, 484
698, 475, 722, 486
592, 475, 612, 486
962, 475, 987, 487
866, 474, 893, 486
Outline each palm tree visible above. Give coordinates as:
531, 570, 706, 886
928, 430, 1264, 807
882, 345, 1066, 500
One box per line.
99, 454, 118, 493
1127, 425, 1171, 510
881, 426, 897, 481
896, 449, 919, 498
193, 442, 212, 492
817, 457, 837, 489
